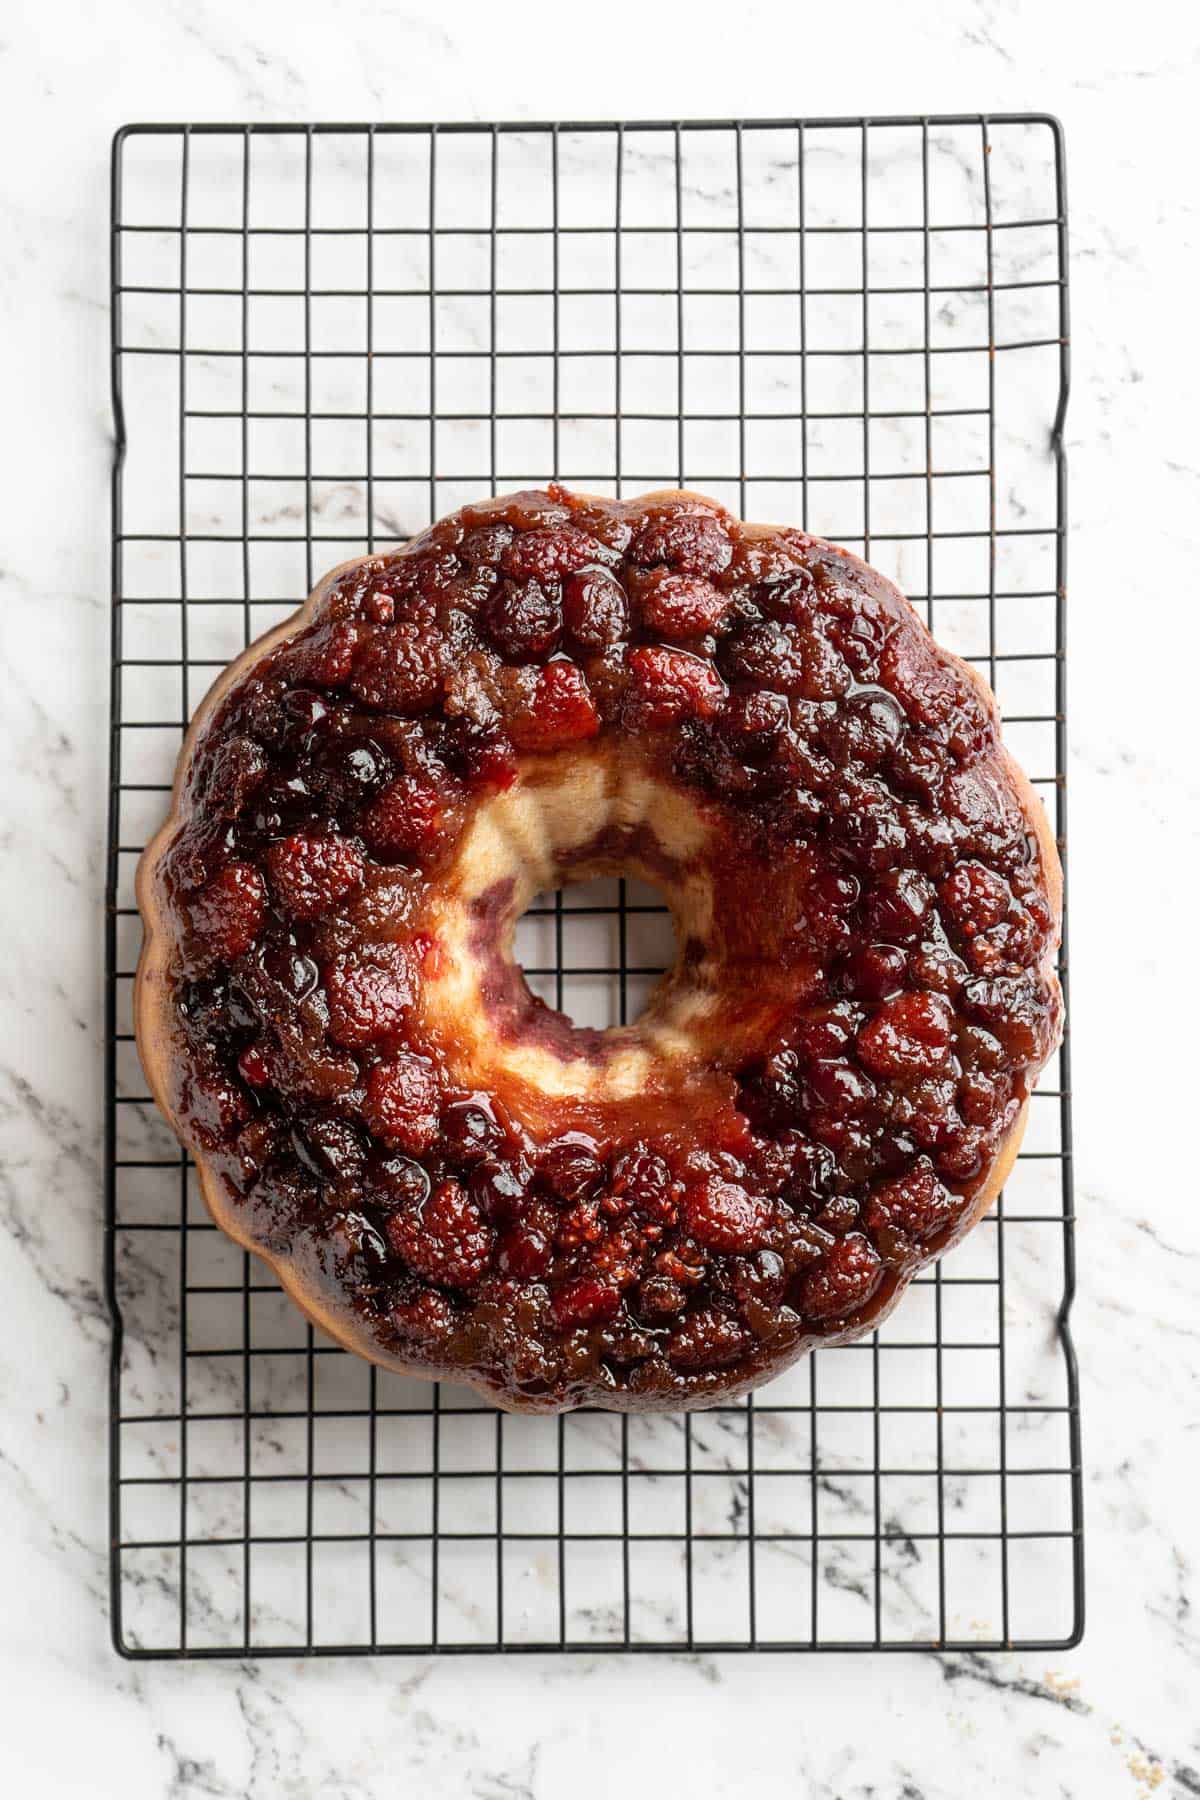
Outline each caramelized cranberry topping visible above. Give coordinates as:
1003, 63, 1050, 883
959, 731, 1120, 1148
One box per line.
150, 488, 1060, 1411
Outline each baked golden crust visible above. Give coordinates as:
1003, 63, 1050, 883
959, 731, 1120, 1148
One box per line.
135, 489, 1063, 1413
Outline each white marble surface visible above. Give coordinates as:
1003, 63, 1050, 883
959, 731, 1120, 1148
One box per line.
2, 0, 1198, 1794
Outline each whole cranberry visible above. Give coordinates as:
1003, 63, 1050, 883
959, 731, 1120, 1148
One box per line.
442, 1098, 503, 1163
361, 771, 454, 859
539, 1136, 603, 1204
863, 869, 935, 942
843, 943, 907, 1000
324, 942, 414, 1047
498, 1222, 553, 1279
939, 860, 1012, 937
803, 1059, 878, 1118
507, 661, 600, 750
610, 1145, 676, 1222
266, 832, 365, 921
799, 1233, 884, 1322
667, 1308, 752, 1371
501, 524, 604, 582
562, 568, 628, 648
682, 1177, 771, 1253
549, 1276, 621, 1332
373, 1153, 432, 1209
626, 645, 726, 726
636, 569, 730, 639
629, 510, 733, 577
188, 862, 265, 964
483, 578, 563, 661
363, 1052, 440, 1152
385, 1178, 493, 1290
856, 992, 954, 1080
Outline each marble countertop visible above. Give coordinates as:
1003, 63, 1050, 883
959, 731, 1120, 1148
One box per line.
2, 0, 1198, 1794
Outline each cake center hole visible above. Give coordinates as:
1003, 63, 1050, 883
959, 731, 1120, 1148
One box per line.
512, 872, 681, 1033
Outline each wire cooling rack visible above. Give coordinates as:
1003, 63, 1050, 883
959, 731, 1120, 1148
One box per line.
106, 116, 1080, 1656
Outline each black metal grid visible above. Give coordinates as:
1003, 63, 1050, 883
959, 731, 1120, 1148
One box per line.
106, 116, 1080, 1657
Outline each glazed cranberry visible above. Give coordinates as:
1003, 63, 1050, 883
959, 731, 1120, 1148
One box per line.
856, 992, 954, 1080
939, 860, 1012, 937
550, 1277, 621, 1332
233, 1113, 283, 1182
966, 909, 1040, 976
909, 944, 969, 996
390, 1289, 456, 1339
315, 739, 392, 808
348, 621, 444, 714
721, 618, 849, 700
483, 578, 563, 661
636, 1273, 687, 1316
827, 776, 907, 871
265, 832, 365, 921
290, 621, 360, 688
682, 1177, 771, 1253
864, 1158, 954, 1241
385, 1178, 493, 1289
804, 1058, 879, 1118
959, 1065, 1013, 1127
636, 569, 730, 638
361, 772, 453, 859
936, 1124, 985, 1181
886, 731, 946, 803
958, 1023, 1006, 1072
667, 1308, 752, 1371
739, 1047, 802, 1128
843, 943, 908, 1000
539, 1136, 603, 1204
500, 524, 606, 582
250, 687, 330, 752
237, 1043, 271, 1086
722, 688, 790, 745
786, 1134, 838, 1200
791, 1004, 855, 1061
609, 1145, 675, 1222
184, 1059, 253, 1145
720, 619, 802, 692
467, 1156, 532, 1225
325, 943, 414, 1047
863, 869, 935, 942
626, 645, 725, 725
962, 975, 1053, 1064
815, 1192, 860, 1232
799, 1233, 883, 1321
808, 868, 860, 915
364, 1052, 440, 1151
465, 734, 519, 792
361, 589, 395, 625
629, 511, 733, 577
459, 522, 513, 567
292, 1114, 367, 1182
881, 628, 988, 753
204, 735, 268, 818
188, 863, 265, 963
498, 1222, 553, 1279
731, 1247, 787, 1310
562, 568, 628, 647
442, 1098, 503, 1163
903, 1074, 962, 1151
942, 768, 1024, 863
508, 661, 600, 750
755, 566, 817, 623
373, 1153, 432, 1209
553, 1198, 602, 1250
